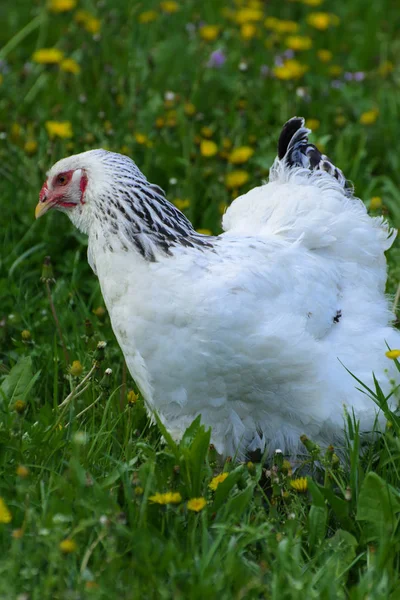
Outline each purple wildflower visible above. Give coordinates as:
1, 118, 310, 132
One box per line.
207, 49, 226, 68
354, 71, 365, 81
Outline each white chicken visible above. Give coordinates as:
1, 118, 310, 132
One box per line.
35, 117, 399, 457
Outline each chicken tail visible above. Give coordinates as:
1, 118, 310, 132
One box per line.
276, 117, 353, 196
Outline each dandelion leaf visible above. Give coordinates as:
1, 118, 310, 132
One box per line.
356, 472, 400, 535
0, 355, 40, 405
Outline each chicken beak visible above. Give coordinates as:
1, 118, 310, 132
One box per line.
35, 199, 52, 219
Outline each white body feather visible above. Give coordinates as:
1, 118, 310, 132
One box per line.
88, 168, 398, 457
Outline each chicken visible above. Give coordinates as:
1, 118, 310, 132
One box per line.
35, 117, 399, 457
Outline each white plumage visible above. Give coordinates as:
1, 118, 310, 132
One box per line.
36, 118, 399, 457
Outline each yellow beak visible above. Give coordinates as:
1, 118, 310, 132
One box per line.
35, 201, 52, 219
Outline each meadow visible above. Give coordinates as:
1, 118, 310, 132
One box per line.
1, 0, 400, 597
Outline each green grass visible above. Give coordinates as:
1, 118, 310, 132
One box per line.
1, 0, 400, 597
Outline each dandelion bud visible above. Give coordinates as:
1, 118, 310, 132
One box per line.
273, 448, 283, 467
41, 256, 55, 284
84, 318, 94, 338
95, 340, 107, 362
100, 367, 112, 389
93, 306, 106, 319
331, 453, 340, 469
16, 465, 29, 478
21, 330, 31, 341
14, 400, 26, 414
300, 434, 320, 455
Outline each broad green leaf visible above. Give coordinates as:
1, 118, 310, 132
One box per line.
308, 505, 327, 550
220, 484, 255, 521
187, 423, 211, 496
0, 355, 40, 404
322, 529, 358, 575
308, 478, 326, 508
356, 472, 400, 534
180, 415, 202, 449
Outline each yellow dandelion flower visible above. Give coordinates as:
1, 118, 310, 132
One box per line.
197, 228, 212, 236
228, 146, 254, 165
184, 102, 196, 116
240, 23, 257, 40
305, 118, 320, 131
60, 58, 80, 74
85, 582, 99, 590
173, 198, 191, 210
285, 36, 312, 51
160, 1, 179, 13
138, 10, 158, 23
275, 20, 299, 34
24, 140, 38, 155
93, 306, 106, 318
235, 8, 264, 25
302, 0, 323, 5
334, 114, 347, 127
222, 138, 233, 150
360, 109, 379, 125
290, 477, 308, 492
149, 491, 182, 504
69, 361, 83, 378
85, 17, 101, 34
74, 9, 91, 23
59, 538, 77, 553
48, 0, 76, 13
21, 330, 31, 340
378, 61, 393, 77
209, 472, 229, 490
264, 16, 278, 29
317, 49, 332, 63
32, 48, 64, 65
328, 65, 343, 77
273, 59, 308, 80
0, 498, 12, 523
135, 133, 149, 145
155, 117, 165, 128
201, 126, 214, 138
369, 196, 382, 210
385, 349, 400, 359
200, 139, 218, 157
45, 121, 73, 139
127, 390, 139, 404
16, 465, 29, 478
12, 528, 24, 539
11, 123, 22, 140
225, 170, 249, 190
199, 25, 220, 42
187, 497, 207, 512
307, 12, 337, 30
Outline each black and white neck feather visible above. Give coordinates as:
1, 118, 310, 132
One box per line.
52, 149, 215, 262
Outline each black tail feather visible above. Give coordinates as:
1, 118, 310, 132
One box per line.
277, 117, 353, 196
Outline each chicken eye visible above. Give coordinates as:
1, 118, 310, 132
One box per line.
57, 174, 68, 186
